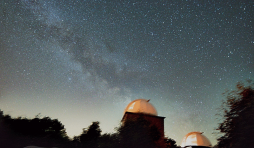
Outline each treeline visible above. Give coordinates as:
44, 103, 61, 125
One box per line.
214, 80, 254, 148
0, 112, 70, 148
2, 114, 68, 139
1, 80, 253, 148
0, 111, 179, 148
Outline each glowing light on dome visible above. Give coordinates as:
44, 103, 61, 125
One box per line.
124, 99, 158, 116
181, 132, 212, 148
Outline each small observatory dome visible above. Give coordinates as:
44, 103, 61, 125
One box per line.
124, 99, 158, 116
181, 132, 212, 148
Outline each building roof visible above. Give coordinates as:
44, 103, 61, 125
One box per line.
180, 132, 212, 148
124, 99, 158, 116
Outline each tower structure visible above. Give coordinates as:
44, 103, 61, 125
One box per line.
122, 99, 165, 148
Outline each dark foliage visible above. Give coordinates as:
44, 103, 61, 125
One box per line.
0, 111, 71, 148
3, 115, 68, 140
73, 121, 102, 148
164, 137, 180, 148
98, 133, 119, 148
80, 122, 101, 142
216, 80, 254, 148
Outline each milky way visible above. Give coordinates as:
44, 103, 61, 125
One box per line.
0, 0, 253, 145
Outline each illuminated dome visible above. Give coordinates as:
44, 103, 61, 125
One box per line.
181, 132, 212, 148
124, 99, 158, 116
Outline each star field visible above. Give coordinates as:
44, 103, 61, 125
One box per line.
0, 0, 253, 145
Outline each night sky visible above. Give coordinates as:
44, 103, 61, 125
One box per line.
0, 0, 253, 145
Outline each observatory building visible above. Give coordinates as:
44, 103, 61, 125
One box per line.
122, 99, 165, 147
180, 132, 212, 148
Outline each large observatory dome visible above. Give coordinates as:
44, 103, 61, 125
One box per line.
181, 132, 212, 148
124, 99, 158, 116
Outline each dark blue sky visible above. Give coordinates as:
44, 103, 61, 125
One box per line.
0, 0, 253, 145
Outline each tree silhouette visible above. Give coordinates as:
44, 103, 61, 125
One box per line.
75, 121, 102, 148
0, 112, 70, 148
3, 115, 68, 140
164, 137, 180, 148
216, 80, 254, 148
98, 133, 119, 148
